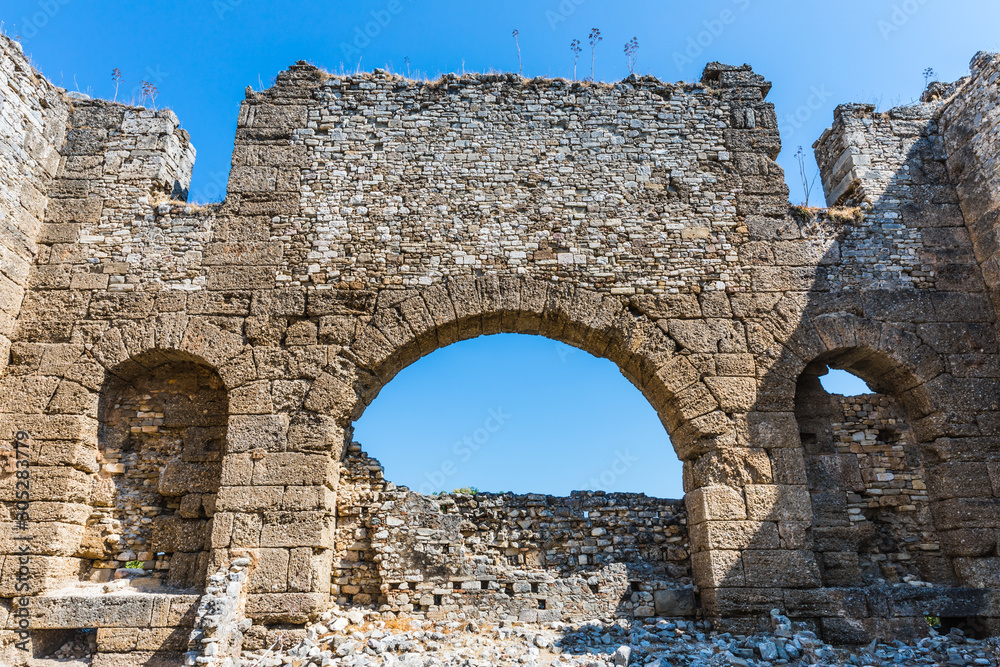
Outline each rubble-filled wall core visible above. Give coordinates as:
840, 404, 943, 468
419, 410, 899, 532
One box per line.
1, 30, 1000, 663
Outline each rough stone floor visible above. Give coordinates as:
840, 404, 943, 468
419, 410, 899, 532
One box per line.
234, 609, 1000, 667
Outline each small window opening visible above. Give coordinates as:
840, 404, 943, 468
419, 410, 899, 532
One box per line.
433, 594, 442, 606
819, 368, 874, 396
538, 599, 547, 610
530, 582, 539, 593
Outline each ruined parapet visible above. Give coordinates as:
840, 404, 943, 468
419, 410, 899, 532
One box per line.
811, 94, 983, 290
331, 446, 695, 623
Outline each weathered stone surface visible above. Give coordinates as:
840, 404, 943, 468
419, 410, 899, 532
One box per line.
2, 35, 1000, 664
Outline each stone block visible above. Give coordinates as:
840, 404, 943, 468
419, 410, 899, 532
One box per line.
244, 593, 327, 624
227, 414, 289, 453
158, 462, 221, 496
24, 594, 154, 628
690, 520, 780, 550
742, 550, 822, 588
216, 485, 284, 511
954, 557, 1000, 587
653, 589, 697, 617
259, 511, 331, 548
692, 550, 745, 588
744, 484, 812, 522
686, 485, 747, 524
249, 548, 290, 593
252, 452, 335, 486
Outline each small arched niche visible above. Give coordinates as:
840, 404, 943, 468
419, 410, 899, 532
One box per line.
795, 352, 951, 587
85, 354, 227, 591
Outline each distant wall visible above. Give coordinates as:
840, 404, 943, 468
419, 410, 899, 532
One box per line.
332, 446, 695, 622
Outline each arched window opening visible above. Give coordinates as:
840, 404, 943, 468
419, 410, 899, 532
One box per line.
89, 360, 227, 591
819, 368, 874, 396
334, 334, 694, 622
796, 357, 950, 588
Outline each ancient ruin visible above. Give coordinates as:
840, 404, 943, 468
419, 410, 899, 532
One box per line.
1, 30, 1000, 664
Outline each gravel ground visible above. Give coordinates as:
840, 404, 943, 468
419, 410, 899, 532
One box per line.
243, 609, 1000, 667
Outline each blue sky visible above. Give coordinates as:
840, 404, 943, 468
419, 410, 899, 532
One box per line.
3, 0, 975, 496
6, 0, 998, 203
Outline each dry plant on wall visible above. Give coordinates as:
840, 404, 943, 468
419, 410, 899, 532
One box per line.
625, 37, 639, 75
589, 27, 602, 81
571, 39, 582, 81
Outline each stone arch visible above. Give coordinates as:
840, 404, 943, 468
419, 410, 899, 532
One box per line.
87, 348, 229, 591
783, 315, 955, 587
317, 276, 762, 620
336, 276, 734, 463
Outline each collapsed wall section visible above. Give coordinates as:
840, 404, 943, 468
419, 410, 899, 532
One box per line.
813, 100, 981, 291
332, 445, 695, 623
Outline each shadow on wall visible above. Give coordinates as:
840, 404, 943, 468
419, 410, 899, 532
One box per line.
91, 351, 228, 592
746, 95, 1000, 642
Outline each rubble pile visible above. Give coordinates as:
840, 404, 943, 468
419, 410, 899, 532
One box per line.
249, 609, 1000, 667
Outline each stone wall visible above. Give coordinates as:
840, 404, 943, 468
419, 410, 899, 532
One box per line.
796, 372, 943, 588
0, 38, 70, 372
941, 52, 1000, 320
332, 446, 694, 623
2, 30, 1000, 663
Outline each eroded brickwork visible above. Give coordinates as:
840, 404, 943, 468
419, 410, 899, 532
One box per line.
1, 31, 1000, 664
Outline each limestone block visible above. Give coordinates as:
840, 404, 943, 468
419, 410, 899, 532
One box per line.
259, 511, 331, 548
652, 589, 697, 617
700, 587, 784, 616
303, 371, 356, 416
158, 462, 221, 496
691, 550, 745, 588
227, 414, 289, 453
954, 558, 1000, 588
244, 593, 327, 624
229, 380, 274, 414
181, 317, 245, 368
24, 594, 154, 628
689, 520, 779, 550
685, 485, 747, 524
0, 555, 82, 596
744, 484, 812, 522
742, 550, 822, 588
44, 197, 103, 224
690, 448, 773, 488
220, 453, 254, 486
252, 452, 334, 486
704, 376, 757, 412
249, 548, 290, 593
96, 627, 138, 652
216, 485, 283, 511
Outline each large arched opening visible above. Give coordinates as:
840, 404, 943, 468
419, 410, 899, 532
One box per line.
321, 278, 735, 622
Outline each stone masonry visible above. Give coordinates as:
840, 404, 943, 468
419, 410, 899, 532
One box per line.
2, 30, 1000, 664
